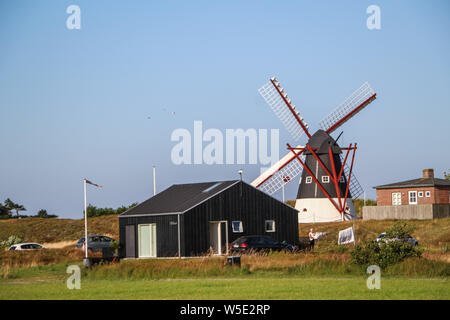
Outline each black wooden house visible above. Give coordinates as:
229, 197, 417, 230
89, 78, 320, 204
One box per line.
118, 180, 298, 258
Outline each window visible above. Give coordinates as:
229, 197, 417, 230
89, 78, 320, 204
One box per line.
203, 182, 222, 193
265, 220, 276, 232
425, 191, 431, 198
322, 176, 330, 183
305, 177, 312, 184
418, 192, 423, 198
232, 221, 243, 233
392, 192, 401, 206
408, 191, 417, 205
340, 176, 345, 183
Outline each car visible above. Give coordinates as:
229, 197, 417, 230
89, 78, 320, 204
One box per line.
231, 235, 296, 253
376, 232, 418, 247
8, 243, 46, 251
75, 235, 116, 253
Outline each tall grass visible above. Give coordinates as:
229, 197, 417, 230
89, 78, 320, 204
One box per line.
83, 252, 448, 280
0, 247, 89, 269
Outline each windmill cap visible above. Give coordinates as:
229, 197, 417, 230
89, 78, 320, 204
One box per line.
305, 129, 341, 155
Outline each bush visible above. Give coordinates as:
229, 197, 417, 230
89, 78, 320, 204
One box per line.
350, 222, 422, 269
0, 235, 23, 249
86, 203, 138, 217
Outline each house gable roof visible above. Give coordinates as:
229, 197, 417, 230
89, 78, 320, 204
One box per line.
119, 180, 239, 217
374, 177, 450, 190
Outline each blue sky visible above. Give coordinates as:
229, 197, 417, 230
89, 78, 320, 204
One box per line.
0, 1, 449, 218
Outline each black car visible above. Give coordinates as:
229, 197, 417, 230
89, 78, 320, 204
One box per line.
231, 235, 295, 253
75, 235, 116, 252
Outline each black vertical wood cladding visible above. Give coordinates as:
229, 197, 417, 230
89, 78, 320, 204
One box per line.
119, 181, 298, 257
119, 214, 181, 258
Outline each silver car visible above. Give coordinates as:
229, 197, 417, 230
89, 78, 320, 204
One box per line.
376, 233, 419, 247
75, 235, 116, 252
8, 243, 47, 251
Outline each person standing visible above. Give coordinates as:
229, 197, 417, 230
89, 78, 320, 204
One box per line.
308, 228, 315, 251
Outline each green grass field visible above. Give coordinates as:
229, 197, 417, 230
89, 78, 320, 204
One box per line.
0, 258, 448, 300
0, 217, 448, 300
1, 277, 448, 300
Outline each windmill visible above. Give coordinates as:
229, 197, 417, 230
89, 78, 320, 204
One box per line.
251, 77, 377, 223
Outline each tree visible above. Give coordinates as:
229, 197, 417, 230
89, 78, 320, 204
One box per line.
4, 198, 26, 218
0, 203, 10, 218
85, 203, 139, 217
36, 209, 57, 218
444, 170, 450, 180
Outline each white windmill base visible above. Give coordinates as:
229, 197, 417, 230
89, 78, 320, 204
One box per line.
295, 198, 357, 223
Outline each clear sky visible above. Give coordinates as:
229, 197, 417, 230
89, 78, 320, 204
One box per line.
1, 1, 449, 219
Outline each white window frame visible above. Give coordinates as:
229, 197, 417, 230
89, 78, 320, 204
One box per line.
305, 177, 312, 184
339, 176, 345, 183
392, 192, 402, 206
418, 191, 423, 198
408, 191, 417, 205
322, 176, 330, 183
425, 191, 431, 198
231, 221, 243, 233
265, 220, 276, 233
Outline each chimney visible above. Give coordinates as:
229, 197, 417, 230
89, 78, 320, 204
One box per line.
422, 169, 434, 179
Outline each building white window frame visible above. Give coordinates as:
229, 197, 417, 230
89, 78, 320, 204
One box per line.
392, 192, 402, 206
231, 221, 243, 233
305, 177, 312, 184
265, 220, 276, 233
322, 176, 330, 183
339, 176, 345, 183
425, 191, 431, 198
418, 191, 424, 198
408, 191, 417, 205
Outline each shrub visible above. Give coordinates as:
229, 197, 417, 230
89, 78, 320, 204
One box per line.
351, 222, 422, 269
0, 235, 22, 249
350, 222, 422, 269
351, 240, 422, 269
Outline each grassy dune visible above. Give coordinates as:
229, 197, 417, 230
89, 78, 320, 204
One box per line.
1, 216, 448, 252
299, 218, 450, 253
0, 215, 119, 243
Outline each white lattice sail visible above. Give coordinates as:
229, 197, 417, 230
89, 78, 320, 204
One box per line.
252, 148, 305, 195
258, 78, 309, 142
319, 82, 376, 134
339, 155, 364, 199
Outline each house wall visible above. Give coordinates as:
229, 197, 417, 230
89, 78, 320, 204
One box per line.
119, 214, 183, 258
183, 182, 299, 257
376, 187, 450, 206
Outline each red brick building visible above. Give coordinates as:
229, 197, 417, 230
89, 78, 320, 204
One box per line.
363, 169, 450, 220
374, 169, 450, 206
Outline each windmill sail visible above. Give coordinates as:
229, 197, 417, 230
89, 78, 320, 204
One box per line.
251, 147, 305, 195
258, 77, 310, 141
340, 155, 364, 199
319, 82, 376, 134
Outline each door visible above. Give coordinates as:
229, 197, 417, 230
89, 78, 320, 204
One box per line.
209, 221, 228, 255
138, 224, 157, 258
125, 225, 135, 258
392, 192, 401, 205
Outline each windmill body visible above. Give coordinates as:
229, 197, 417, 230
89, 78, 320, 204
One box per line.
252, 77, 376, 223
295, 130, 356, 222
